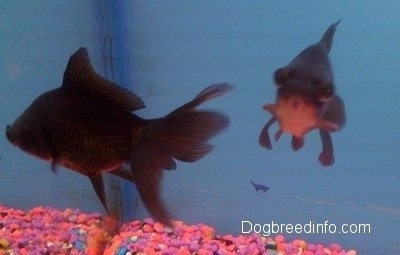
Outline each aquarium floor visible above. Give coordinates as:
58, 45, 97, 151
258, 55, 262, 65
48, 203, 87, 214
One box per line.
0, 204, 356, 255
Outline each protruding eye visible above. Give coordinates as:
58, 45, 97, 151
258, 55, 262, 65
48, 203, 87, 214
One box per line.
274, 67, 294, 87
318, 83, 335, 102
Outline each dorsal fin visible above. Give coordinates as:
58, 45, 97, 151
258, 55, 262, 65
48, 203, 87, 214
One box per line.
62, 47, 145, 111
320, 20, 341, 53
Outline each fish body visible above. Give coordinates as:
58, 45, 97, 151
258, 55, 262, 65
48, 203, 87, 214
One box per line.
6, 48, 233, 226
250, 180, 269, 193
259, 21, 346, 166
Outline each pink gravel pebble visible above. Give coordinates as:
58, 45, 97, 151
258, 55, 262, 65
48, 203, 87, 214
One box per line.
275, 234, 285, 243
329, 243, 343, 252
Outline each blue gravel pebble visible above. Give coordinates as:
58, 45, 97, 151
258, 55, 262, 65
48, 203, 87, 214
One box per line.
116, 246, 128, 255
73, 240, 86, 251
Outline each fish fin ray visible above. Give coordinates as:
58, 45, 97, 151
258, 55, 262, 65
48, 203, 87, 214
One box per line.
175, 144, 214, 163
63, 47, 145, 111
146, 111, 229, 159
145, 84, 231, 161
147, 111, 228, 161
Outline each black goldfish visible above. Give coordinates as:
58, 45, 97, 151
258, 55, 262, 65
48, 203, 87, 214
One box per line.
5, 47, 233, 226
259, 21, 346, 166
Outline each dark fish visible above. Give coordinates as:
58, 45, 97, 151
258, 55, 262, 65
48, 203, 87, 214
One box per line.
250, 180, 269, 193
5, 47, 233, 226
259, 20, 346, 166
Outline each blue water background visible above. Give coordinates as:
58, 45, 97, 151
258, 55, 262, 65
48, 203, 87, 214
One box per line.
1, 1, 399, 253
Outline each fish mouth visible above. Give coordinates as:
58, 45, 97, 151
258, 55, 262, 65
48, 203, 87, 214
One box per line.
5, 125, 14, 143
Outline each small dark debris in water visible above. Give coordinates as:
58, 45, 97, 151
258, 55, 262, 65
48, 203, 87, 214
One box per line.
250, 180, 269, 193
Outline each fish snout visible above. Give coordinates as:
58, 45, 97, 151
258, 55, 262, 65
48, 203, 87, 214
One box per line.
5, 125, 15, 143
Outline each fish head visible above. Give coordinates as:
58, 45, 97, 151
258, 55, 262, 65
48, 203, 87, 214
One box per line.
6, 108, 54, 162
274, 67, 335, 102
266, 67, 339, 137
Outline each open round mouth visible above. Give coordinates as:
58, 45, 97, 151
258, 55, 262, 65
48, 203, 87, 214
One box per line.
5, 125, 14, 143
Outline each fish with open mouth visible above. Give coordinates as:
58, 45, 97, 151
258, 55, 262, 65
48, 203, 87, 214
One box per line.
5, 47, 233, 226
259, 21, 346, 166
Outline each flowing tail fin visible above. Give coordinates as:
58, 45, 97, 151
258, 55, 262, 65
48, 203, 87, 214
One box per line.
130, 83, 233, 226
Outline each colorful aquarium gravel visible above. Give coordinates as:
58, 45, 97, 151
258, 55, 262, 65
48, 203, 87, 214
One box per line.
0, 204, 357, 255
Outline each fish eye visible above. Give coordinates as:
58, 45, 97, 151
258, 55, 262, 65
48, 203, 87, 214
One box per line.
319, 86, 334, 102
274, 68, 294, 87
326, 87, 334, 96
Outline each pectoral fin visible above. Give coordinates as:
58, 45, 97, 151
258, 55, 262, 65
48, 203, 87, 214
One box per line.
263, 104, 277, 115
315, 119, 339, 132
322, 94, 346, 131
39, 129, 60, 174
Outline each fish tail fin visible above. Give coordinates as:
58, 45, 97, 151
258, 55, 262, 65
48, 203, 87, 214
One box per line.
130, 83, 233, 226
167, 83, 234, 116
320, 20, 341, 53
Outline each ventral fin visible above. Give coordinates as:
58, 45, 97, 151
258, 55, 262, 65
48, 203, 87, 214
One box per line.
62, 47, 145, 111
